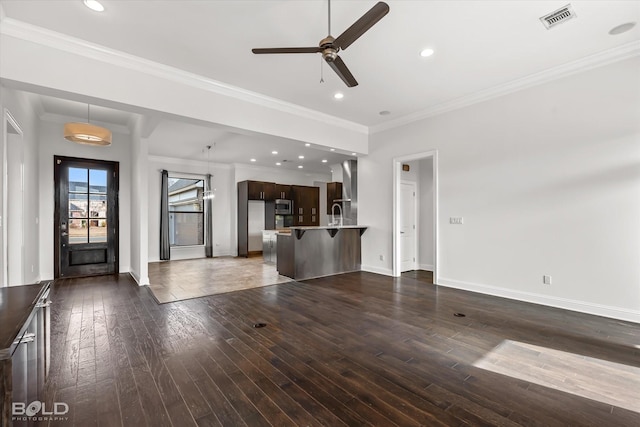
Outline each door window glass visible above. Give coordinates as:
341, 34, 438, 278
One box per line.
68, 167, 108, 244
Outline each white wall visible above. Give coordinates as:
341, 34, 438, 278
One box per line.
0, 29, 368, 154
0, 87, 40, 285
38, 120, 132, 280
361, 57, 640, 323
129, 119, 149, 285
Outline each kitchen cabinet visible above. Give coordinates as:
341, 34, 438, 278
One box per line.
293, 185, 320, 226
247, 181, 276, 201
238, 181, 275, 257
275, 184, 292, 200
326, 182, 343, 214
1, 283, 51, 427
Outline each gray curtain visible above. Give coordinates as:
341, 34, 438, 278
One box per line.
160, 170, 170, 260
204, 173, 213, 258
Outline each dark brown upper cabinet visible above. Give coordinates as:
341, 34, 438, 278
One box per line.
247, 180, 276, 201
275, 184, 293, 200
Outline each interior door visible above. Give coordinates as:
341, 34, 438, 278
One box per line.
400, 181, 417, 272
54, 156, 119, 278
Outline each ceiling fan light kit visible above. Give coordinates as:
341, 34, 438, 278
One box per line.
252, 1, 389, 87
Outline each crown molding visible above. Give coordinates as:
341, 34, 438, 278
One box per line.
0, 18, 368, 135
371, 40, 640, 134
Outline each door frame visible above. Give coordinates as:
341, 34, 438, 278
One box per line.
392, 150, 439, 281
54, 155, 120, 278
399, 180, 418, 272
2, 108, 24, 287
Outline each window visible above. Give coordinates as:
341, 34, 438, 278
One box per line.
168, 177, 204, 246
68, 167, 108, 244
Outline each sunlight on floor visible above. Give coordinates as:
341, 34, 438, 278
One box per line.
473, 340, 640, 413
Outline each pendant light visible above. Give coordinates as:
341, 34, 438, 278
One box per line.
203, 145, 214, 200
64, 104, 112, 146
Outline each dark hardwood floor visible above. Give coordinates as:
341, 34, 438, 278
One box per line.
40, 271, 640, 426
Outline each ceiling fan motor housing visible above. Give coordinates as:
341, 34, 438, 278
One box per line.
320, 36, 338, 62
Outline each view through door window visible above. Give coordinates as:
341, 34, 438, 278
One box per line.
68, 167, 108, 244
168, 177, 204, 246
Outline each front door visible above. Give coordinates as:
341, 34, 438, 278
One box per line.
54, 156, 119, 278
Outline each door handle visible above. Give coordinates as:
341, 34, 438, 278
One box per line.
61, 232, 68, 237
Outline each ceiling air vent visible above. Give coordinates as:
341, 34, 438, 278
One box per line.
540, 4, 577, 29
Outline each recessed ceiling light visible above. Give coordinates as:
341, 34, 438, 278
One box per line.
298, 165, 303, 169
271, 151, 278, 154
609, 22, 636, 35
305, 143, 311, 147
420, 48, 435, 57
298, 155, 304, 159
351, 153, 356, 156
276, 162, 281, 166
330, 148, 335, 152
250, 158, 256, 162
334, 92, 344, 100
83, 0, 105, 12
379, 110, 391, 116
322, 159, 328, 163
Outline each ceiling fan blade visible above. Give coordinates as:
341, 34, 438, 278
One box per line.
252, 47, 322, 54
334, 1, 389, 50
327, 56, 358, 87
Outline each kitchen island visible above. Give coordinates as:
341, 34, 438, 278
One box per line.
276, 226, 367, 280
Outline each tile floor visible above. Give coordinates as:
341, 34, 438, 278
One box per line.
148, 256, 292, 303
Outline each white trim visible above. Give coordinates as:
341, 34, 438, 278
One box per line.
129, 270, 150, 286
371, 40, 640, 134
0, 18, 368, 135
437, 277, 640, 325
392, 151, 438, 283
361, 264, 393, 277
418, 264, 434, 271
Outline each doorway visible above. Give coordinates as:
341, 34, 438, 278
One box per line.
393, 151, 438, 281
54, 156, 119, 278
2, 109, 25, 287
400, 181, 417, 272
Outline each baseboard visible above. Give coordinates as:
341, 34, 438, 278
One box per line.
437, 277, 640, 324
418, 264, 434, 271
361, 264, 394, 277
128, 271, 150, 287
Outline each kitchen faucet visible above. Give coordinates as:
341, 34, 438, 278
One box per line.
331, 202, 343, 227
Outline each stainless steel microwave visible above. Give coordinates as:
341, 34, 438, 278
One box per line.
274, 199, 293, 215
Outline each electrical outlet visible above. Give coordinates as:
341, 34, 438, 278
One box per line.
543, 275, 552, 285
450, 217, 464, 225
379, 255, 385, 261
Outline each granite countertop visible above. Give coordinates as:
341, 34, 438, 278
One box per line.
0, 282, 50, 360
290, 225, 368, 230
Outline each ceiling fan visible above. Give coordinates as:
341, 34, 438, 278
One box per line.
252, 1, 390, 87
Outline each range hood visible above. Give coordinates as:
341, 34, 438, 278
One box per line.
337, 160, 357, 225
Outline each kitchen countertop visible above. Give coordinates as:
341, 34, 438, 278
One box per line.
0, 282, 50, 360
290, 225, 367, 230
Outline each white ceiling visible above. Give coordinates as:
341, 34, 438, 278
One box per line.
1, 0, 639, 166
